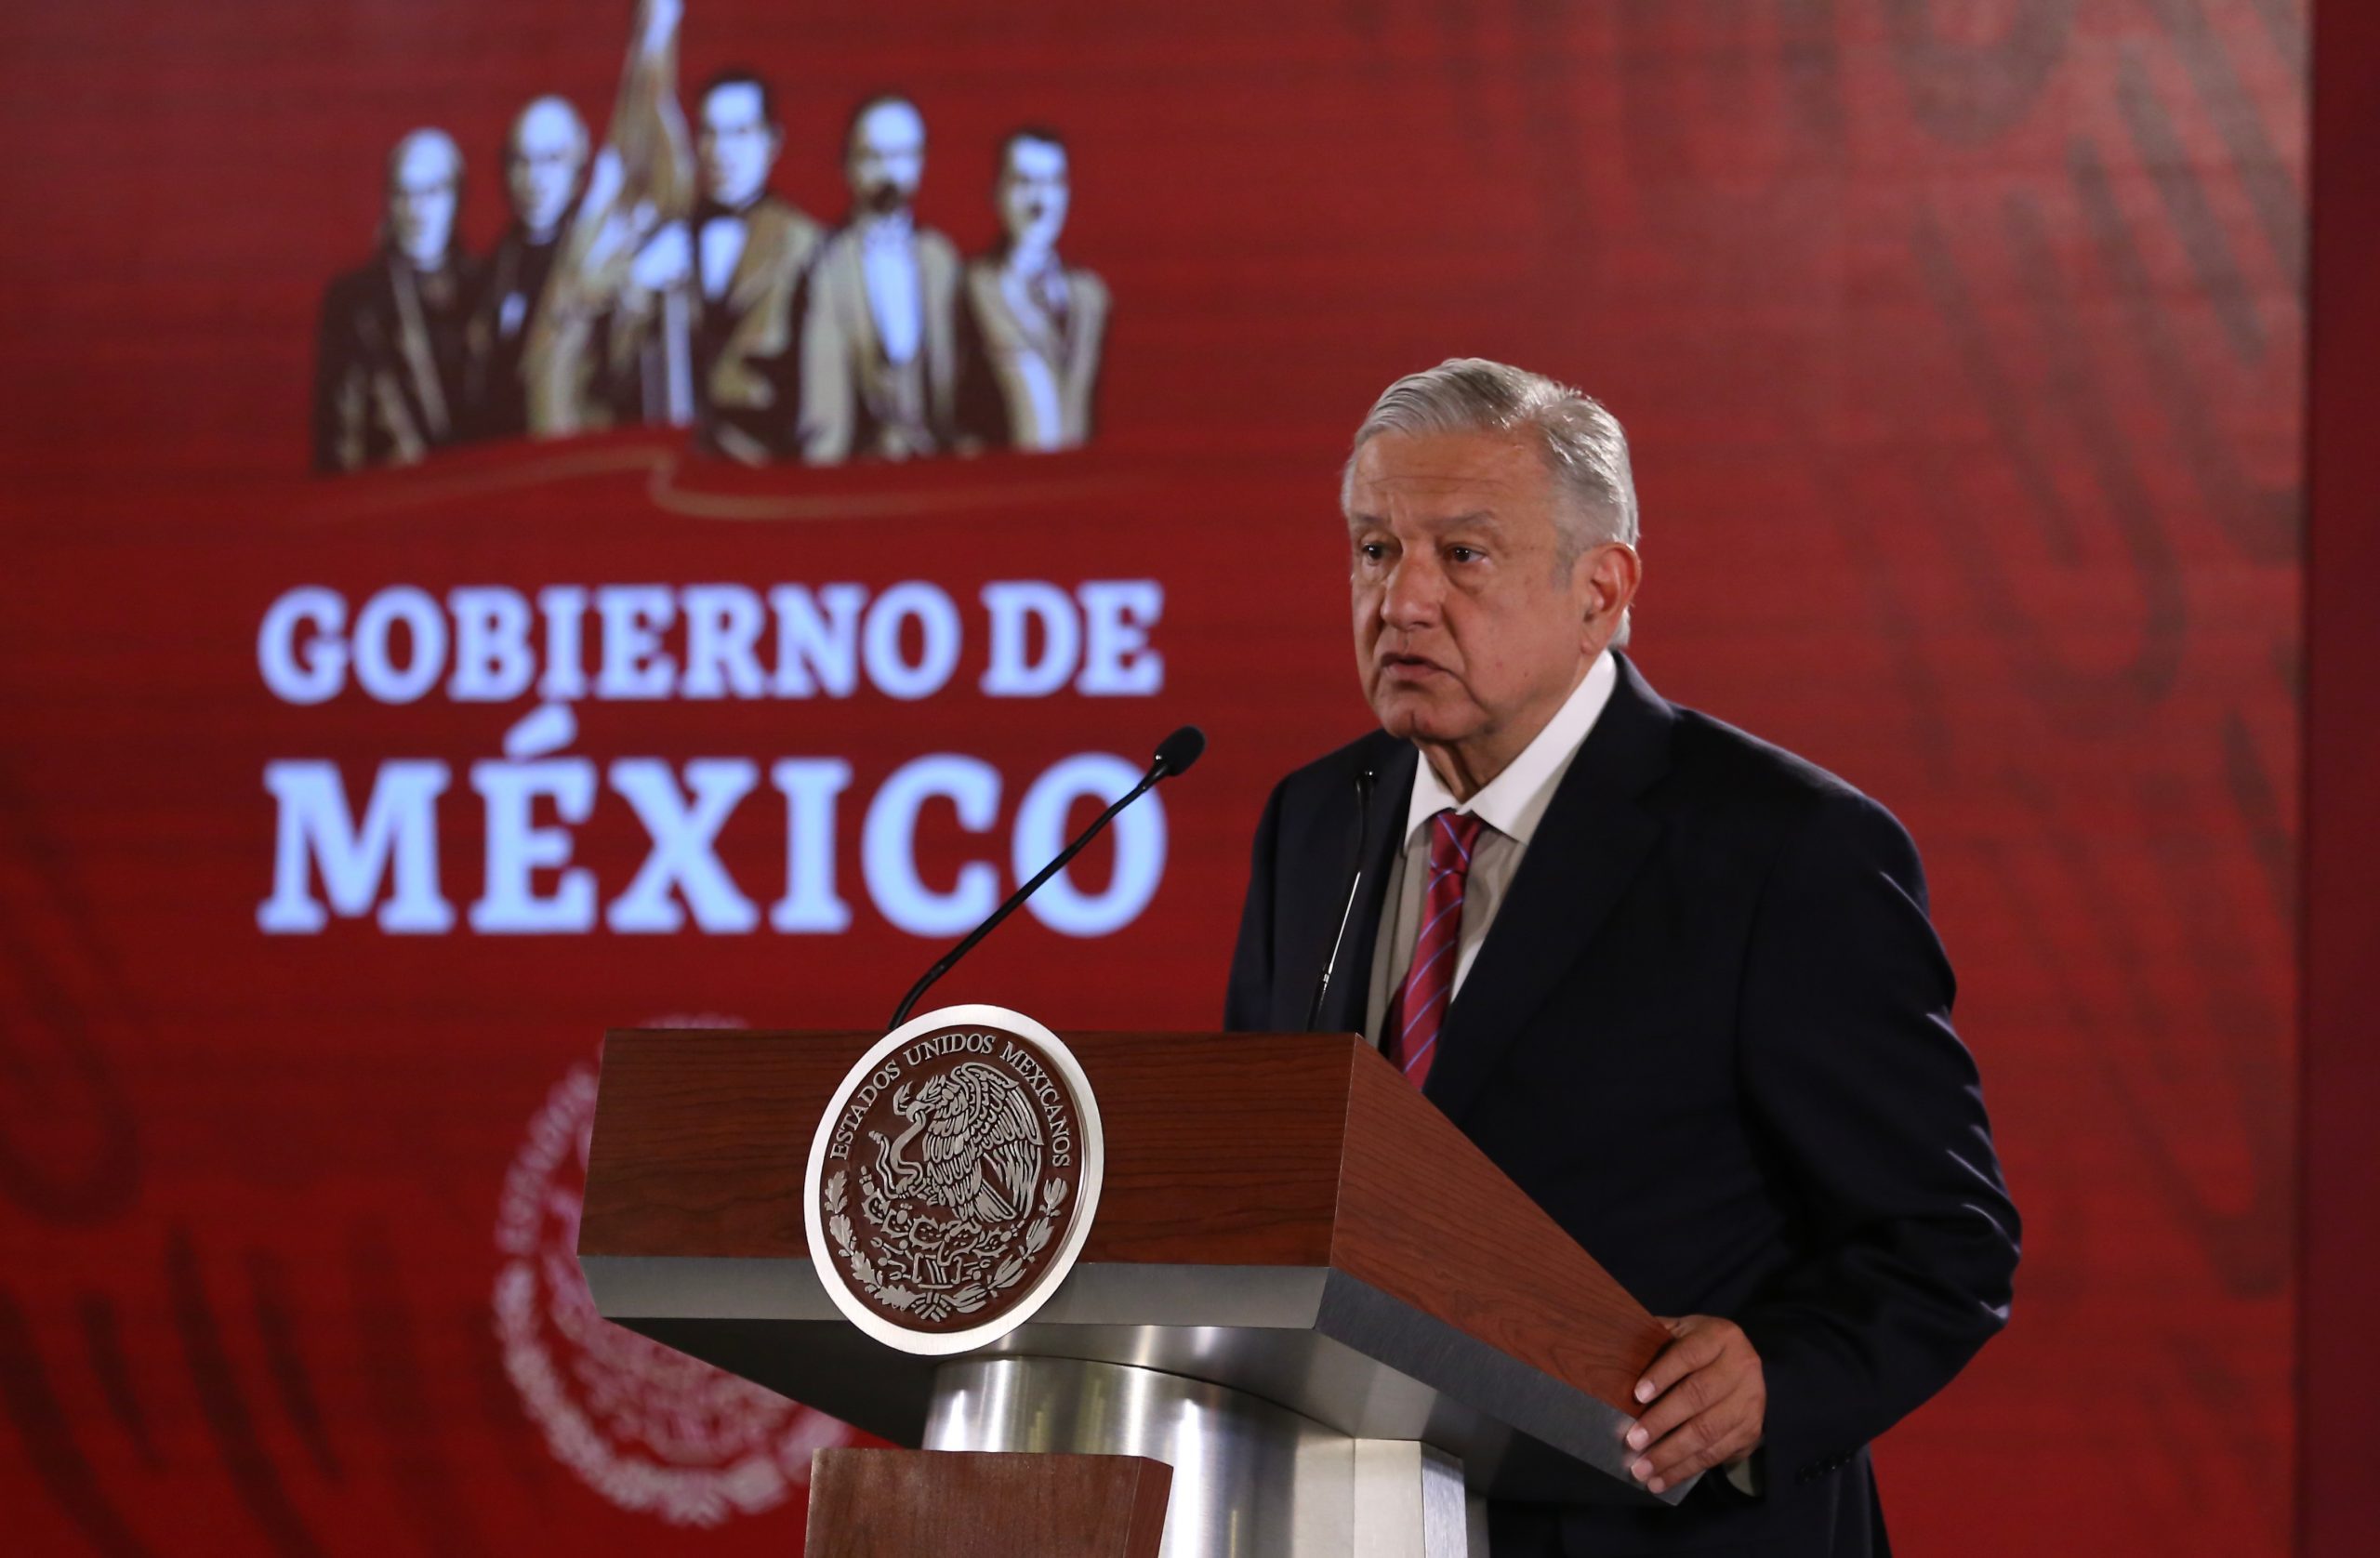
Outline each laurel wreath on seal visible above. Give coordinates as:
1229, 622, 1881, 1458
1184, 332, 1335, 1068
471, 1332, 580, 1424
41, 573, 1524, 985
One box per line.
824, 1170, 1068, 1323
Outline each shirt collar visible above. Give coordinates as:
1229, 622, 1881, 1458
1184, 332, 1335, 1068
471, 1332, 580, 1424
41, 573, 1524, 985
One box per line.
860, 209, 915, 245
1403, 650, 1618, 848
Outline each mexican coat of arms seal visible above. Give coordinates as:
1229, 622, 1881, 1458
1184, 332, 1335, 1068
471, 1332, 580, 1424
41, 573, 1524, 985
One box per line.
803, 1004, 1104, 1353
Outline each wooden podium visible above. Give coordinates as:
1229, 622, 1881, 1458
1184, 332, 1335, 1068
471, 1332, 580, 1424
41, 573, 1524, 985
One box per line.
580, 1028, 1684, 1557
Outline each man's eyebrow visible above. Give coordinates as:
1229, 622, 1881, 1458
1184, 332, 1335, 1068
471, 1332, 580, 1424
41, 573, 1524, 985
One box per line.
1345, 509, 1503, 531
1421, 509, 1503, 536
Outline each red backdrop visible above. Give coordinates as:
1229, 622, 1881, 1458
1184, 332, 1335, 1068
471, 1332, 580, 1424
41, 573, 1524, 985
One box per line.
0, 1, 2306, 1553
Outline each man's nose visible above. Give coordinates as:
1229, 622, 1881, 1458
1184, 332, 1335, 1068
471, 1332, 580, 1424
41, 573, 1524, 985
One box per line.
1381, 554, 1443, 626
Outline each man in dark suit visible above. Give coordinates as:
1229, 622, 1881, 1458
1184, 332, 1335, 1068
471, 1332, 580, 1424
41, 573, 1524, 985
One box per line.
461, 0, 693, 442
313, 129, 475, 473
954, 126, 1109, 453
462, 96, 589, 443
617, 68, 824, 464
1225, 359, 2019, 1557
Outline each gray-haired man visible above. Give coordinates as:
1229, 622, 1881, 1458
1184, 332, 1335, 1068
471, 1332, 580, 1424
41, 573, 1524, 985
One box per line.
1225, 359, 2019, 1556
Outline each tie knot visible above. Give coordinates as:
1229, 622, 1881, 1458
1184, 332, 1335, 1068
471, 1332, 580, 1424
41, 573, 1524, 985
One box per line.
1427, 808, 1488, 874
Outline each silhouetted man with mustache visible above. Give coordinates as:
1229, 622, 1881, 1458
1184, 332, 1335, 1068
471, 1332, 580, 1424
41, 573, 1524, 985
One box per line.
797, 94, 961, 464
956, 126, 1108, 452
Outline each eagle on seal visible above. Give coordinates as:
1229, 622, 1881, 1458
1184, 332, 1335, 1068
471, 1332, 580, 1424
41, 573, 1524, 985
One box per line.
871, 1062, 1045, 1223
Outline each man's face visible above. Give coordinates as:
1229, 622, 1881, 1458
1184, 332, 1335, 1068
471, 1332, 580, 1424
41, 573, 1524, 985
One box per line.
698, 83, 779, 208
388, 135, 460, 267
847, 100, 926, 216
508, 99, 586, 233
997, 138, 1069, 251
1346, 429, 1602, 757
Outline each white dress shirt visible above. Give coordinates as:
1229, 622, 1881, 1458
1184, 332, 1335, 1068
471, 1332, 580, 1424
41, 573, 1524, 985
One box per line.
860, 211, 924, 365
698, 215, 747, 301
1363, 650, 1619, 1045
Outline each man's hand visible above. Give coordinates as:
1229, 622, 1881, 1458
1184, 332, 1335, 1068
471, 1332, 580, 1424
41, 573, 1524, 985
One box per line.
628, 221, 693, 292
1621, 1314, 1765, 1495
639, 0, 683, 56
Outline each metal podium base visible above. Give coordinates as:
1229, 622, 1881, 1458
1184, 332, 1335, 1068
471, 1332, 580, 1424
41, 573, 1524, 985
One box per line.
921, 1355, 1488, 1558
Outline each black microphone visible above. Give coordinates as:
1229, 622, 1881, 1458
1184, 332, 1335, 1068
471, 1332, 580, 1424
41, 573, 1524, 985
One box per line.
887, 725, 1207, 1030
1304, 766, 1377, 1030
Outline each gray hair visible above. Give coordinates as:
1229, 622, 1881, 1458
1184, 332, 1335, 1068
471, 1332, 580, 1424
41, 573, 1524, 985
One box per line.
1342, 358, 1639, 643
1342, 357, 1641, 556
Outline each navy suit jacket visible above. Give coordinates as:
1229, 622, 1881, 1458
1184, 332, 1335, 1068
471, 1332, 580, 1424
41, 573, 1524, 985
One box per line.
1224, 654, 2019, 1558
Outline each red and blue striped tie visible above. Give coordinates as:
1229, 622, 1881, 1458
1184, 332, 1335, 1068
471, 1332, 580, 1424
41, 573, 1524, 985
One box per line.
1387, 808, 1488, 1089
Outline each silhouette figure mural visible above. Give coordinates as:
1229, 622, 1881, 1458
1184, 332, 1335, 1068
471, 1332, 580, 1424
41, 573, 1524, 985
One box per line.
311, 1, 1107, 474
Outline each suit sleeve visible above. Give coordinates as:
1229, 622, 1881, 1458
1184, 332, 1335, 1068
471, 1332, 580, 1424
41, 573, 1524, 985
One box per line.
1066, 272, 1109, 442
1730, 792, 2020, 1490
1223, 777, 1288, 1032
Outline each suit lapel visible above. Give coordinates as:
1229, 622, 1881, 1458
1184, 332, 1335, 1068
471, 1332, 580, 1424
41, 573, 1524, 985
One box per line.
821, 232, 882, 369
1421, 654, 1676, 1125
725, 205, 774, 316
1309, 738, 1415, 1036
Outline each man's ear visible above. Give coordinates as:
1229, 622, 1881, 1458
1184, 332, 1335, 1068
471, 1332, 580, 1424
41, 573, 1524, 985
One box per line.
1579, 542, 1642, 649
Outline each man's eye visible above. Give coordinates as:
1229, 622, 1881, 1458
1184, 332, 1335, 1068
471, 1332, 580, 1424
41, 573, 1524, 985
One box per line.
1448, 546, 1483, 563
1357, 542, 1388, 561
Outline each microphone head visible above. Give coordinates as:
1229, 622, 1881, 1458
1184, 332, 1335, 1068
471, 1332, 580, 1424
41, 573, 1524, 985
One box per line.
1153, 724, 1207, 778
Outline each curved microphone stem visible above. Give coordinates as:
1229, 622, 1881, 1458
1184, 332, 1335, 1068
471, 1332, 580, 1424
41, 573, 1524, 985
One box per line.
1304, 767, 1376, 1030
887, 764, 1165, 1033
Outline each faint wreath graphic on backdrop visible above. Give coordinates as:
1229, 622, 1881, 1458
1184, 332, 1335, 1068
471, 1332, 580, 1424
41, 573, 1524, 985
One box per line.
495, 1021, 849, 1526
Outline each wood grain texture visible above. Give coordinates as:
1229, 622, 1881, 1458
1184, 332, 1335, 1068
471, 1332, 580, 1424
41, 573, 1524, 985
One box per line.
582, 1026, 1669, 1409
1336, 1038, 1672, 1411
805, 1449, 1170, 1558
581, 1028, 1357, 1265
